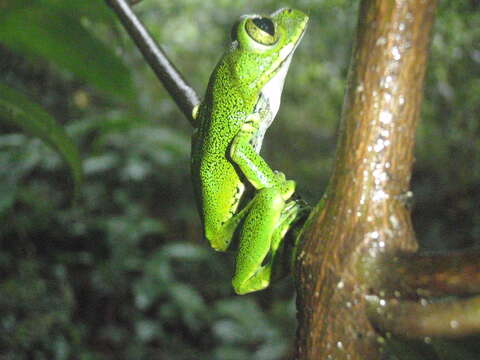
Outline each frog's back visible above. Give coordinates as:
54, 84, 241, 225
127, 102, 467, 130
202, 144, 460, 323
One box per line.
191, 66, 252, 234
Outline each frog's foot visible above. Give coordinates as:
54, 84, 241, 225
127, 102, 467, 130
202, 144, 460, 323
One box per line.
270, 197, 312, 279
234, 266, 272, 295
273, 170, 296, 200
271, 200, 300, 250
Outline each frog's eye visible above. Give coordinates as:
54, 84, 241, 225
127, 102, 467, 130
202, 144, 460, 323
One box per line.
245, 17, 277, 45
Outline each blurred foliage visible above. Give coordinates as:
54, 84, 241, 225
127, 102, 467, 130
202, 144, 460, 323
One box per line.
0, 0, 479, 359
0, 83, 82, 198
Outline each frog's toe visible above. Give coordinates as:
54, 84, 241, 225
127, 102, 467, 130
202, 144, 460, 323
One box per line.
280, 180, 296, 199
274, 170, 286, 178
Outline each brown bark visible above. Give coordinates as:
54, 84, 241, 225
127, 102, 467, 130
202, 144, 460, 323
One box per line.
367, 295, 480, 339
373, 249, 480, 298
295, 1, 438, 359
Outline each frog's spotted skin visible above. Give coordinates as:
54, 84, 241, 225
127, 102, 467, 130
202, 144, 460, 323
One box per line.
191, 8, 309, 294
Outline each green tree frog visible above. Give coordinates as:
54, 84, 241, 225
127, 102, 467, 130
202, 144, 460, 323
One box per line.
191, 8, 309, 294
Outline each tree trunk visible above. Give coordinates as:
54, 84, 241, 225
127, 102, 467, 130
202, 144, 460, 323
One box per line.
295, 0, 438, 359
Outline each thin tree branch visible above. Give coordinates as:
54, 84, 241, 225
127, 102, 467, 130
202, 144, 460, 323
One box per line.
105, 0, 200, 126
373, 249, 480, 299
367, 295, 480, 339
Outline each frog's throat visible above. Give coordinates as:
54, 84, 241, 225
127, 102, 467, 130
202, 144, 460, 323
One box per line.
249, 26, 306, 153
259, 26, 306, 123
249, 51, 293, 154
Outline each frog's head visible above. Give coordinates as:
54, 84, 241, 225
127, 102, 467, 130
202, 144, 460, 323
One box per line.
229, 8, 308, 117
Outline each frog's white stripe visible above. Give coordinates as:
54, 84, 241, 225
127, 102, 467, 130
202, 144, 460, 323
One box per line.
251, 29, 305, 153
261, 53, 293, 123
250, 52, 293, 153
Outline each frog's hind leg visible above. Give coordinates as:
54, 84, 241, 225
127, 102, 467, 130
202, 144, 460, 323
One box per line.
232, 186, 290, 295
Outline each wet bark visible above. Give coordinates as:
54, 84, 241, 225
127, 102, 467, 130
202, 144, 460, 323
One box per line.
367, 295, 480, 339
373, 249, 480, 298
295, 1, 438, 359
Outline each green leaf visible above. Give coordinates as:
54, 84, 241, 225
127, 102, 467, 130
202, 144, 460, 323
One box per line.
39, 0, 115, 22
0, 6, 134, 101
1, 0, 114, 22
0, 83, 83, 198
0, 181, 17, 215
433, 338, 480, 360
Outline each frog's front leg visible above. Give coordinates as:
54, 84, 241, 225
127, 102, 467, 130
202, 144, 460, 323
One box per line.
230, 114, 294, 192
